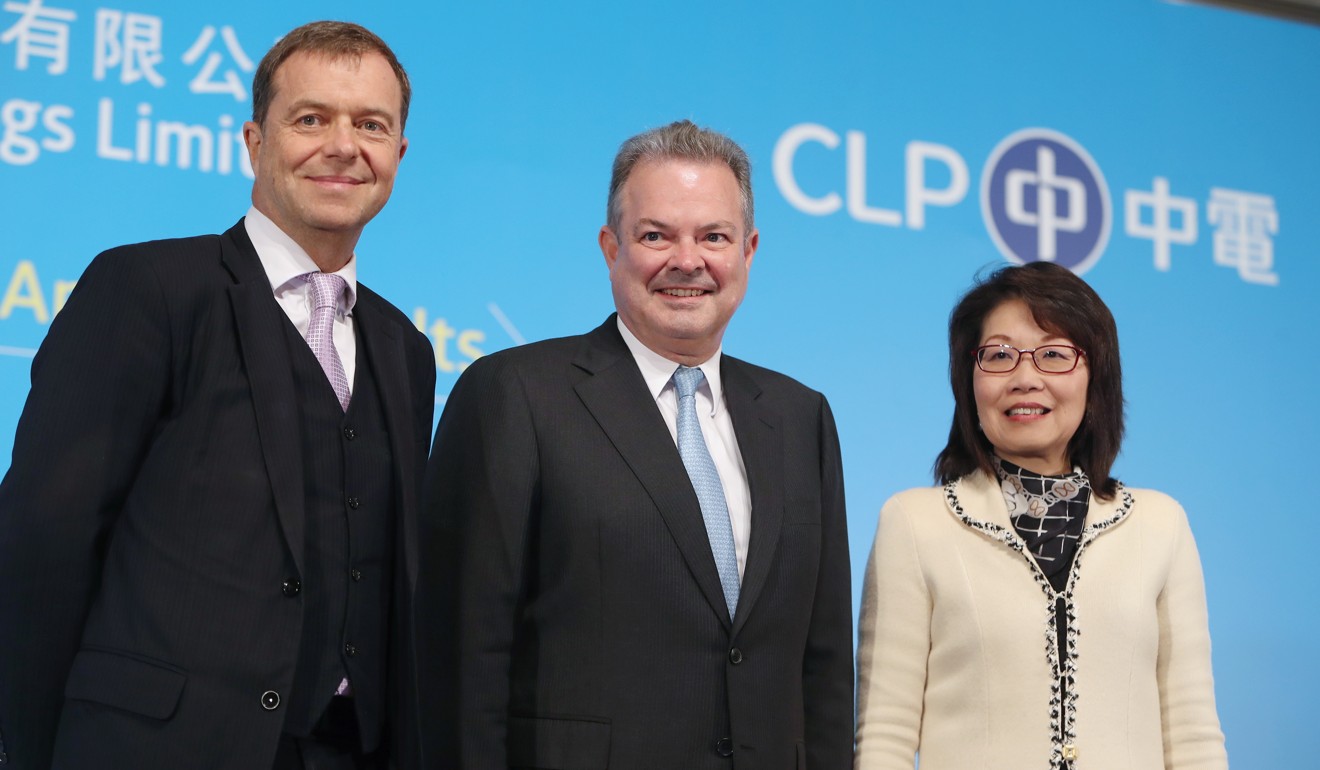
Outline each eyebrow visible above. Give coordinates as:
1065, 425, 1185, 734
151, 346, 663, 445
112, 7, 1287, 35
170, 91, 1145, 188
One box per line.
633, 218, 669, 232
283, 99, 398, 125
632, 218, 738, 232
981, 333, 1073, 345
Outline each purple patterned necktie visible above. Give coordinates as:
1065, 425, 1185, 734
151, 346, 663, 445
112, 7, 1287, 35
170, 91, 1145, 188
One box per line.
303, 272, 351, 411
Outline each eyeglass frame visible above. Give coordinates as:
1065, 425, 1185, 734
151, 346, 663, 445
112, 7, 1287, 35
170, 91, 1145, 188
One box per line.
971, 344, 1087, 374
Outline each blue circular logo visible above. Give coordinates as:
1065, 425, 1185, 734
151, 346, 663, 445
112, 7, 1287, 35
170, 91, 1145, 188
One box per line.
980, 129, 1110, 275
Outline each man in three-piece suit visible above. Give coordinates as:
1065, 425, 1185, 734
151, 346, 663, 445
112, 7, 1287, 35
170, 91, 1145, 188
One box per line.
420, 120, 854, 769
0, 21, 434, 770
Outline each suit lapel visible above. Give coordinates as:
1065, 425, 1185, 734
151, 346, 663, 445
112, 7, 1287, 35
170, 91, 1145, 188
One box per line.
354, 293, 420, 589
572, 320, 734, 630
221, 221, 307, 574
721, 357, 784, 633
949, 472, 1013, 532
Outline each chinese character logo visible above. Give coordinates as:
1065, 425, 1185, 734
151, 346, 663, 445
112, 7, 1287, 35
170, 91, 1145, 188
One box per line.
1208, 188, 1279, 286
981, 128, 1111, 275
181, 25, 254, 101
1, 0, 76, 75
93, 9, 165, 87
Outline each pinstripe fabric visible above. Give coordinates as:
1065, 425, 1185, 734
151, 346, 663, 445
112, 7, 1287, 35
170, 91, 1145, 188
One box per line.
417, 316, 855, 770
0, 221, 436, 770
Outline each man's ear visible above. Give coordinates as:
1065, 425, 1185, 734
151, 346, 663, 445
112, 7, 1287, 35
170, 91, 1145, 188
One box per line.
242, 121, 263, 173
599, 226, 619, 271
743, 228, 759, 271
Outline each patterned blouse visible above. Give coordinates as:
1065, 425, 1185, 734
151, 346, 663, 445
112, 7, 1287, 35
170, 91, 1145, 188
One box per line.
995, 458, 1090, 592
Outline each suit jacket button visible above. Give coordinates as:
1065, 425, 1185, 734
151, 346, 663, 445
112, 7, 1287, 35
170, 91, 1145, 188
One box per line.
343, 426, 357, 440
350, 568, 363, 582
282, 580, 301, 597
345, 643, 358, 657
261, 690, 280, 710
728, 647, 743, 665
347, 496, 361, 510
714, 737, 733, 757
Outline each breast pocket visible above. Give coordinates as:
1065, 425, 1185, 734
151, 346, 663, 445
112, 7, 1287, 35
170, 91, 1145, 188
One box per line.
63, 647, 187, 720
784, 495, 822, 526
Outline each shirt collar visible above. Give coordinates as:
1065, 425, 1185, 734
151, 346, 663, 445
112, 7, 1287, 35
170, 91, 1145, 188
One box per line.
616, 316, 724, 415
244, 206, 358, 313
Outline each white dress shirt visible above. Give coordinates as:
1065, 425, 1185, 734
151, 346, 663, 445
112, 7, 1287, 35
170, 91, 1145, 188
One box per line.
617, 318, 751, 578
244, 206, 358, 392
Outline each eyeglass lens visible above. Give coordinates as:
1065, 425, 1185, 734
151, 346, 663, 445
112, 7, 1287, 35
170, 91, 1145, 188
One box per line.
976, 345, 1079, 373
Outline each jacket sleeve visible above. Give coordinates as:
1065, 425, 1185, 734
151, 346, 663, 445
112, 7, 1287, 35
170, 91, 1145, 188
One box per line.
0, 248, 173, 770
1157, 500, 1228, 769
416, 353, 538, 769
854, 492, 930, 770
802, 395, 856, 769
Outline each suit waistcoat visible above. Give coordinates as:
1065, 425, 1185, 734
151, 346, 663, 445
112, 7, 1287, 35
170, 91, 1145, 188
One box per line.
281, 320, 396, 752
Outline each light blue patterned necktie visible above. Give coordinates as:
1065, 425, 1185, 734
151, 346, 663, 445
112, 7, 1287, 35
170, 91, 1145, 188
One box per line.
672, 365, 740, 619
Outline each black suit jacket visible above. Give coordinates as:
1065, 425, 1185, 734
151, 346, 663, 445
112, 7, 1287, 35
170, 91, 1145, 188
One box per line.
0, 220, 435, 769
419, 317, 853, 770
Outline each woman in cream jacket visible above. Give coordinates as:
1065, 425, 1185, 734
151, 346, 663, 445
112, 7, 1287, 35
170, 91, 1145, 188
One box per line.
854, 263, 1226, 769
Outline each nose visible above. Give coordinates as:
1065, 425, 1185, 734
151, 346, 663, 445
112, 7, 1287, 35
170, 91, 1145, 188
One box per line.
1007, 355, 1045, 391
668, 236, 706, 274
322, 120, 359, 160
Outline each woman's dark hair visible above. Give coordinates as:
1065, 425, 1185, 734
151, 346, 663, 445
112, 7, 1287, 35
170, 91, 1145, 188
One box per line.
934, 262, 1124, 499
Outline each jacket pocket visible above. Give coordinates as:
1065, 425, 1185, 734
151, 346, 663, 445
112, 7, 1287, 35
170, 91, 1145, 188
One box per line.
63, 648, 186, 720
507, 713, 611, 770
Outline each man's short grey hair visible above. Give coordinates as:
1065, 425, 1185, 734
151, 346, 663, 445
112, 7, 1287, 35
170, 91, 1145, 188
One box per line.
605, 119, 754, 239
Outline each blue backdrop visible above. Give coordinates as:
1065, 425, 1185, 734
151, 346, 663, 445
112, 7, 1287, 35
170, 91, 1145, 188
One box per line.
3, 0, 1315, 764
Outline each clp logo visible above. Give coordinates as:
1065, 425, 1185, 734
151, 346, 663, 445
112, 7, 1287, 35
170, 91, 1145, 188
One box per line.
981, 129, 1111, 275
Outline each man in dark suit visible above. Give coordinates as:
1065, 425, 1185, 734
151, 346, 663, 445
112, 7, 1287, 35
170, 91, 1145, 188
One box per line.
420, 120, 853, 769
0, 21, 434, 770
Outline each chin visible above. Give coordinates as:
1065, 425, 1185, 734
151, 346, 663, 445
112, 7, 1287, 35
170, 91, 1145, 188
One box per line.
307, 210, 370, 232
658, 324, 713, 343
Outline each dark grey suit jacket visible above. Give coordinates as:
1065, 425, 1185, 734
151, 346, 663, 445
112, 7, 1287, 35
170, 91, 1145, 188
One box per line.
0, 220, 435, 769
419, 317, 853, 770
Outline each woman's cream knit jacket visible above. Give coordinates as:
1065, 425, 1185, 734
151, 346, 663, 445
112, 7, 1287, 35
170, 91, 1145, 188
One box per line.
855, 471, 1227, 769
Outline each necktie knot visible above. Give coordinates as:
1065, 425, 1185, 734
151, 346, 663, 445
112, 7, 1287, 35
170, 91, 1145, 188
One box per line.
673, 365, 705, 399
306, 272, 345, 312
